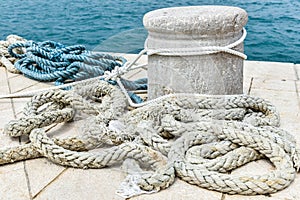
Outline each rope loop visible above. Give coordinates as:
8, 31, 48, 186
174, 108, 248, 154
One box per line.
8, 40, 125, 86
145, 28, 247, 59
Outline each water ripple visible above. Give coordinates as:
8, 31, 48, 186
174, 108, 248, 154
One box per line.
0, 0, 299, 63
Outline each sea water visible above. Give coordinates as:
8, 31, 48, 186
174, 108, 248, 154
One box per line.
0, 0, 299, 63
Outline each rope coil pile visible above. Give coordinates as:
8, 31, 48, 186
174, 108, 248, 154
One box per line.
0, 33, 299, 198
7, 40, 126, 86
1, 37, 147, 103
1, 80, 299, 198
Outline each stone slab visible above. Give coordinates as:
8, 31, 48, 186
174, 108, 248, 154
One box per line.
8, 74, 40, 93
0, 163, 30, 200
249, 88, 299, 123
11, 97, 31, 118
244, 61, 296, 80
24, 158, 66, 198
0, 67, 8, 85
126, 69, 147, 81
118, 53, 147, 80
250, 78, 296, 92
6, 71, 20, 79
33, 168, 126, 200
33, 167, 222, 200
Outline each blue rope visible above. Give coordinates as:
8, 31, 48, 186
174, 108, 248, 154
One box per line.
8, 40, 147, 103
8, 41, 126, 85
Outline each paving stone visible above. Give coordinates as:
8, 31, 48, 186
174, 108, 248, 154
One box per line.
0, 95, 16, 142
127, 69, 147, 81
0, 67, 8, 85
249, 88, 299, 121
0, 98, 12, 112
0, 163, 30, 200
7, 73, 20, 79
21, 82, 52, 91
0, 109, 15, 130
0, 81, 9, 92
244, 61, 296, 81
123, 68, 145, 80
24, 158, 66, 198
121, 53, 148, 64
121, 54, 147, 80
34, 168, 126, 200
11, 97, 31, 118
251, 78, 296, 92
6, 70, 21, 79
34, 167, 222, 200
8, 74, 40, 93
45, 116, 88, 139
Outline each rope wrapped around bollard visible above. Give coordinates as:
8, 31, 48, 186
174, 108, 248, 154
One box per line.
1, 80, 299, 197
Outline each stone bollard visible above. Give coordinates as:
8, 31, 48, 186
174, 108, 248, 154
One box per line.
143, 6, 248, 99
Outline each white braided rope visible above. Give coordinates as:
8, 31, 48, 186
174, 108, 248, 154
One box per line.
0, 80, 299, 198
145, 28, 247, 59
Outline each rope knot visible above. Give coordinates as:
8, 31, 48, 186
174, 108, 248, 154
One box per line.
104, 62, 129, 81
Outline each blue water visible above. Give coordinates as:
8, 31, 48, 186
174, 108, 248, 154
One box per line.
1, 0, 299, 63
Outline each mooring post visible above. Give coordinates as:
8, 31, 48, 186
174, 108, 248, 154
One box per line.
143, 6, 248, 99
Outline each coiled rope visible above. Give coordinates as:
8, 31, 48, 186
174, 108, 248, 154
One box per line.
1, 80, 299, 198
6, 39, 147, 103
8, 40, 127, 86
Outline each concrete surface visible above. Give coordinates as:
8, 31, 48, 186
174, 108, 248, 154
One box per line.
0, 55, 299, 200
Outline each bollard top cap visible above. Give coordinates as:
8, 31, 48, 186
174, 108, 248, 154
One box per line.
143, 6, 248, 35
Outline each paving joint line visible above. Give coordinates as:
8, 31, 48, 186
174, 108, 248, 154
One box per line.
23, 161, 34, 200
8, 80, 44, 94
33, 168, 68, 199
293, 63, 299, 81
246, 77, 253, 95
6, 68, 34, 200
124, 68, 144, 79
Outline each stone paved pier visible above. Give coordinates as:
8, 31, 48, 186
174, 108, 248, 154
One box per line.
0, 54, 299, 200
